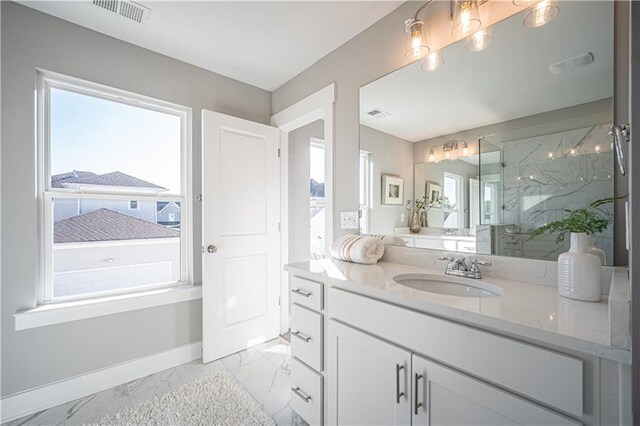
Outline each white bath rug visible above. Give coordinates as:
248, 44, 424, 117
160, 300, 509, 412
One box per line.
95, 371, 275, 425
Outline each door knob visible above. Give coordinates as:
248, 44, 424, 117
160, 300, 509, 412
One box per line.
207, 245, 218, 254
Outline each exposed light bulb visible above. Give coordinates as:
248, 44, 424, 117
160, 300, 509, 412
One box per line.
523, 0, 559, 28
405, 20, 429, 61
452, 0, 481, 38
595, 145, 601, 153
445, 151, 451, 159
462, 144, 469, 156
428, 149, 435, 162
570, 149, 576, 155
421, 50, 444, 72
465, 27, 493, 52
548, 152, 553, 158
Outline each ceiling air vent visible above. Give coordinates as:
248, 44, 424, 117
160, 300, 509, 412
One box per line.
92, 0, 151, 26
365, 108, 391, 119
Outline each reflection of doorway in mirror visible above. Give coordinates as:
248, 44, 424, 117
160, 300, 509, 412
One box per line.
443, 173, 464, 228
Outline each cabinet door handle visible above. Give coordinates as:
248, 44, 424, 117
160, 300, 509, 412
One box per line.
396, 363, 405, 403
292, 387, 311, 403
291, 288, 312, 297
414, 373, 424, 415
291, 330, 311, 343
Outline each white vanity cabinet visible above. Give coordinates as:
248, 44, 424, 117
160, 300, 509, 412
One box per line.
329, 320, 411, 425
328, 320, 577, 426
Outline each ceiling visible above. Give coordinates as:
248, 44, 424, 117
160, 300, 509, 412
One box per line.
17, 0, 402, 91
360, 1, 613, 142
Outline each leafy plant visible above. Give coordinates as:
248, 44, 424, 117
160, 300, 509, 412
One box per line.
530, 195, 627, 243
415, 194, 443, 213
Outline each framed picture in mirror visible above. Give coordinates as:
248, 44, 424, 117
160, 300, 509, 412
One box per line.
426, 183, 442, 208
382, 175, 404, 205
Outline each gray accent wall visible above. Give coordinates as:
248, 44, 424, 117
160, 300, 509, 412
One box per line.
1, 2, 271, 396
360, 125, 413, 234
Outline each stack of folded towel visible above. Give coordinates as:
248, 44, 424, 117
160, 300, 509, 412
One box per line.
329, 234, 385, 265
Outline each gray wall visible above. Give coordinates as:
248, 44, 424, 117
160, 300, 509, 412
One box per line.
360, 125, 413, 234
1, 2, 271, 396
288, 119, 324, 263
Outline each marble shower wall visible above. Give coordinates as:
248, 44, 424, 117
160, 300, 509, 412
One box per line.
496, 123, 614, 263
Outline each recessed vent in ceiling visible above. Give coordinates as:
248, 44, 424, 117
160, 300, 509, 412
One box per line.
365, 108, 391, 119
92, 0, 151, 26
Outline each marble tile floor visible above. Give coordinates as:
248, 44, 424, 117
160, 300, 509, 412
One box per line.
6, 337, 307, 426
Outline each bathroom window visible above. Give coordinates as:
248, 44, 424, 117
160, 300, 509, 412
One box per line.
443, 172, 464, 228
38, 71, 192, 302
359, 151, 371, 233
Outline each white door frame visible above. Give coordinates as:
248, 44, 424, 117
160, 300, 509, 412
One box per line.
271, 83, 335, 333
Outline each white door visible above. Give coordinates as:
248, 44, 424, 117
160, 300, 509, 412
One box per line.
329, 320, 411, 425
202, 110, 281, 363
411, 354, 579, 426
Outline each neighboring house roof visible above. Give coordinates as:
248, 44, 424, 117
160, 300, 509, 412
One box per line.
54, 208, 180, 243
157, 201, 181, 213
51, 171, 97, 188
52, 171, 167, 191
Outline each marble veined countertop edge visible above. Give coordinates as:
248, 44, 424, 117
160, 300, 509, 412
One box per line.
285, 259, 631, 365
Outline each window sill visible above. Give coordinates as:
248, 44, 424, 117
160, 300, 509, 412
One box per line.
14, 284, 202, 331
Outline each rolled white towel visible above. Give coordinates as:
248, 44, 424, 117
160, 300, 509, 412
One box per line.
366, 234, 407, 247
330, 234, 385, 265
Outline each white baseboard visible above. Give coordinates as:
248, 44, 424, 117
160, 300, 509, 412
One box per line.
0, 341, 202, 423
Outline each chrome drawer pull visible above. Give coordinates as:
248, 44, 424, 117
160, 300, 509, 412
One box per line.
414, 373, 424, 415
292, 387, 311, 403
291, 330, 311, 343
396, 363, 405, 403
291, 288, 312, 297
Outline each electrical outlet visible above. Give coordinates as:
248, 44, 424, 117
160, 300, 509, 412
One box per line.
341, 211, 359, 229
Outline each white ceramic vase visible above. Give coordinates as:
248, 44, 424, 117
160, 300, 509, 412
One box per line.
585, 234, 607, 266
557, 232, 602, 302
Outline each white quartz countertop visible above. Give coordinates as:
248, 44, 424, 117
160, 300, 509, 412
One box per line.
285, 258, 631, 364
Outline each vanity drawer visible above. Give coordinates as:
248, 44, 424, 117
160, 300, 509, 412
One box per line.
290, 357, 323, 425
291, 275, 323, 311
328, 287, 584, 418
291, 303, 323, 372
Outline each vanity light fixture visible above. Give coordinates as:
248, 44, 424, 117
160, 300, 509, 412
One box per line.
428, 148, 435, 162
517, 0, 560, 28
422, 50, 444, 72
595, 144, 601, 153
405, 1, 435, 61
466, 27, 493, 52
462, 141, 470, 156
451, 0, 482, 38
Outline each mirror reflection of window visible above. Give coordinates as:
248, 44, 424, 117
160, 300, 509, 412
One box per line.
483, 183, 498, 224
359, 151, 371, 234
443, 173, 464, 228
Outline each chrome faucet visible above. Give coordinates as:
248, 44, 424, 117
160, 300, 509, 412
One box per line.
437, 256, 492, 279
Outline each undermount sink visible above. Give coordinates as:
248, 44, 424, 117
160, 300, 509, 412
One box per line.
393, 273, 505, 298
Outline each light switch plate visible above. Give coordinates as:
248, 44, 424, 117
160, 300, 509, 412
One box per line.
341, 211, 359, 229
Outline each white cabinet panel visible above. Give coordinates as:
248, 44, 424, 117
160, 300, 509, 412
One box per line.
291, 357, 323, 425
291, 303, 323, 372
291, 275, 324, 311
411, 354, 579, 425
328, 320, 411, 426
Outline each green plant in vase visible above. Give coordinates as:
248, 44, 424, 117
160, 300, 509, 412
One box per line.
530, 195, 626, 302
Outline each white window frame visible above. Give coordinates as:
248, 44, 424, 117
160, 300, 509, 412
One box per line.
443, 172, 464, 228
359, 150, 371, 234
36, 70, 193, 304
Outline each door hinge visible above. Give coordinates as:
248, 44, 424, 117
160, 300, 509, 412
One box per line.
277, 148, 281, 158
201, 246, 205, 254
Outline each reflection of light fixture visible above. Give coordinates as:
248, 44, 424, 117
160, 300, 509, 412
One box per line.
570, 149, 576, 155
466, 27, 493, 52
595, 145, 601, 153
428, 148, 435, 161
422, 50, 444, 72
452, 0, 481, 38
548, 152, 554, 159
520, 0, 559, 28
462, 141, 469, 156
405, 19, 429, 61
